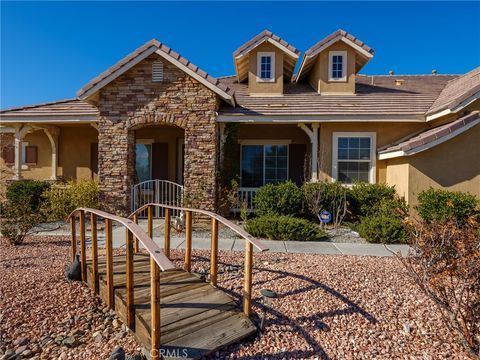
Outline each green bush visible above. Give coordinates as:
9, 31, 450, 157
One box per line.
254, 181, 303, 216
357, 196, 410, 244
42, 180, 99, 221
358, 213, 411, 244
302, 181, 349, 224
6, 180, 50, 211
349, 182, 397, 218
246, 215, 327, 241
416, 188, 479, 224
0, 200, 45, 245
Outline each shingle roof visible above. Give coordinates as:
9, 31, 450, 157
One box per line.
233, 30, 300, 83
77, 39, 235, 104
379, 111, 479, 156
233, 30, 300, 58
219, 74, 456, 116
0, 98, 99, 117
296, 29, 374, 81
427, 66, 480, 116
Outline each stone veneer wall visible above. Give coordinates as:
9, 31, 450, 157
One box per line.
97, 54, 219, 215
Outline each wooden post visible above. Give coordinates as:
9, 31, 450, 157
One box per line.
105, 218, 114, 309
184, 210, 192, 272
164, 208, 171, 258
125, 229, 135, 330
90, 213, 99, 294
70, 216, 76, 262
150, 258, 161, 360
79, 210, 87, 282
133, 213, 139, 253
243, 241, 253, 317
148, 205, 153, 238
210, 218, 218, 286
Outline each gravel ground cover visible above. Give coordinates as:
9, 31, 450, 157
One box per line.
0, 236, 140, 360
1, 236, 468, 359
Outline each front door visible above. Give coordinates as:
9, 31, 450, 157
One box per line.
135, 142, 169, 182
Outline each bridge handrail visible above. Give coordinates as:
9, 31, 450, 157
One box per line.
130, 203, 268, 252
67, 207, 175, 272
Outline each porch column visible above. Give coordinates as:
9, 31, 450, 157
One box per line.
40, 126, 60, 180
13, 125, 30, 180
298, 123, 319, 181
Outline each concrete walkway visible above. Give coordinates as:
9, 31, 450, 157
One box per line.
32, 220, 410, 257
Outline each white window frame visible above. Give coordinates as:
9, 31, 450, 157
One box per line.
332, 132, 376, 184
256, 52, 275, 83
239, 140, 290, 188
329, 51, 347, 82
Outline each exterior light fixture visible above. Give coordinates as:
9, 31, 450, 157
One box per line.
260, 288, 277, 331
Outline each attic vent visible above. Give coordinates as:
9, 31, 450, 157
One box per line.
395, 79, 404, 86
152, 61, 164, 82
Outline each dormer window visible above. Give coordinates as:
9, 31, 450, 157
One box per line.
257, 52, 275, 82
329, 51, 347, 81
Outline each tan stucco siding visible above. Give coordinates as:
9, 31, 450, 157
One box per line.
135, 125, 184, 183
385, 158, 410, 201
247, 43, 284, 95
308, 42, 356, 94
406, 123, 480, 207
237, 124, 309, 143
319, 122, 427, 182
1, 125, 98, 182
58, 126, 98, 180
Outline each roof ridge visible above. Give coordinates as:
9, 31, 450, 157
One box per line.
0, 98, 79, 113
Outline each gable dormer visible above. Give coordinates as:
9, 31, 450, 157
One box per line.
233, 30, 300, 96
296, 29, 374, 95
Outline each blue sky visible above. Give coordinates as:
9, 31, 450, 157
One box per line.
1, 1, 479, 108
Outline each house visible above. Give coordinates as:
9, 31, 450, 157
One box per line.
1, 29, 479, 215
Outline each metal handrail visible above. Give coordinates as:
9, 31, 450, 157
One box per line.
67, 207, 175, 271
130, 203, 269, 252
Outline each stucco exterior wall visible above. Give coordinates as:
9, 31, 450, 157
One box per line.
308, 42, 356, 94
406, 124, 480, 207
0, 125, 98, 182
96, 54, 219, 215
319, 122, 427, 183
237, 124, 309, 143
385, 158, 410, 201
247, 42, 284, 95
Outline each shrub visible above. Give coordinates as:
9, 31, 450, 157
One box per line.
303, 181, 348, 227
416, 188, 479, 224
246, 215, 327, 241
254, 181, 303, 216
42, 180, 99, 221
396, 220, 480, 357
349, 182, 396, 219
358, 213, 410, 244
0, 200, 44, 245
6, 180, 50, 211
357, 197, 410, 244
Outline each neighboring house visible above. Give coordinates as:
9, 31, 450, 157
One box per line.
1, 29, 479, 215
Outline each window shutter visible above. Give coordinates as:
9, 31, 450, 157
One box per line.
3, 146, 14, 164
289, 144, 307, 186
152, 61, 164, 82
25, 145, 37, 164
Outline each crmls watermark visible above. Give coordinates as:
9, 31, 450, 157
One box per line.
151, 348, 189, 358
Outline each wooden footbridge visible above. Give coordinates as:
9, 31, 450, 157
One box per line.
68, 204, 268, 359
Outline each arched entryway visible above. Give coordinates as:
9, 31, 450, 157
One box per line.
131, 124, 185, 216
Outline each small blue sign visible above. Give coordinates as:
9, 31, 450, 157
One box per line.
320, 210, 332, 224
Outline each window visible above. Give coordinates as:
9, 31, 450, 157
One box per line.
257, 52, 275, 82
240, 143, 288, 187
329, 51, 347, 81
332, 132, 376, 184
152, 61, 164, 82
135, 140, 153, 182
